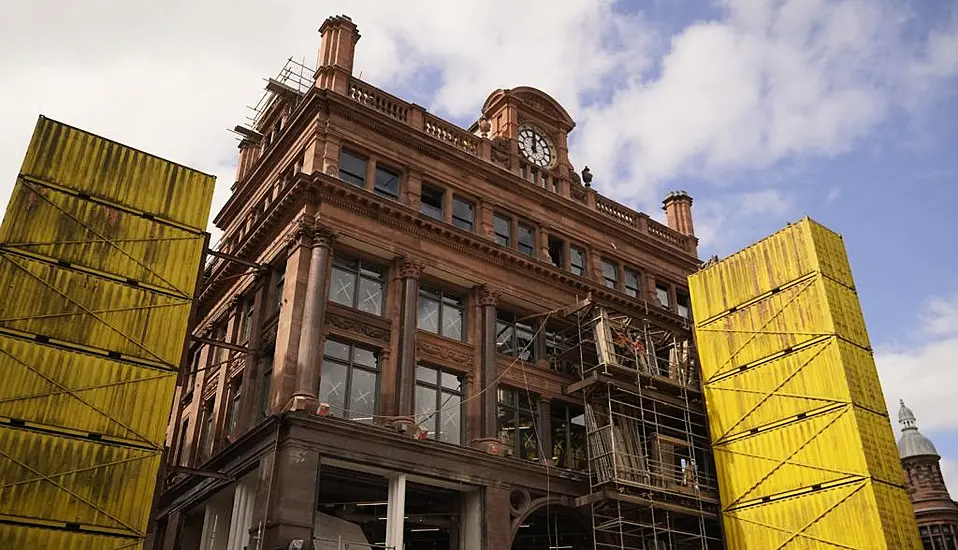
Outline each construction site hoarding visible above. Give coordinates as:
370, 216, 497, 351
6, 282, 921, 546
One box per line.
688, 218, 921, 549
0, 116, 214, 549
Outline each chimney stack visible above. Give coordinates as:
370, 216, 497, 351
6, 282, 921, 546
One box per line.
663, 190, 695, 237
315, 15, 361, 94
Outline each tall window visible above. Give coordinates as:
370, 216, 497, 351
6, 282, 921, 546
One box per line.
199, 398, 215, 459
374, 165, 400, 200
415, 364, 463, 444
329, 254, 385, 316
176, 418, 189, 466
624, 268, 641, 298
547, 235, 564, 268
339, 149, 367, 187
551, 403, 587, 470
656, 282, 671, 309
676, 290, 691, 319
224, 377, 242, 439
319, 339, 379, 421
211, 322, 228, 367
451, 197, 474, 231
919, 524, 957, 550
421, 184, 444, 220
517, 224, 535, 256
418, 286, 464, 340
496, 310, 536, 362
545, 329, 576, 375
602, 259, 619, 289
498, 388, 539, 461
241, 297, 254, 342
260, 347, 274, 418
274, 263, 285, 312
493, 214, 512, 246
570, 246, 585, 276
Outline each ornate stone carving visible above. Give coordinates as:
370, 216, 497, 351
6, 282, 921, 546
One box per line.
284, 213, 316, 250
313, 222, 337, 249
417, 340, 472, 365
476, 285, 500, 307
325, 310, 389, 342
490, 136, 511, 167
398, 256, 426, 279
478, 117, 491, 138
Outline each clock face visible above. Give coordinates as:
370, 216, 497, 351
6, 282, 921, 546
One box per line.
518, 126, 554, 168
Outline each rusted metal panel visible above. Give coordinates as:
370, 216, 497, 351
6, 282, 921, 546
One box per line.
0, 116, 214, 547
689, 217, 921, 549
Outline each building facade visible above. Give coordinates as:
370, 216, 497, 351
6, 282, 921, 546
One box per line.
152, 15, 721, 550
898, 401, 958, 550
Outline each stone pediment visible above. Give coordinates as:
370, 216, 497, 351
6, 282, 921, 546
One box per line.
482, 87, 575, 131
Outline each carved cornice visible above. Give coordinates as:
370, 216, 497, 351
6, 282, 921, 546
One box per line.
325, 306, 390, 343
476, 285, 501, 307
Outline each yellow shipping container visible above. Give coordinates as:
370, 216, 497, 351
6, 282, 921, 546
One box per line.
689, 218, 921, 549
0, 116, 214, 549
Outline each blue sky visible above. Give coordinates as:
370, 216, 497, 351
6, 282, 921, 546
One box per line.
1, 0, 956, 489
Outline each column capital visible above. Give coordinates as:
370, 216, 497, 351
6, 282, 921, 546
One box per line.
476, 285, 500, 307
397, 256, 426, 279
284, 214, 316, 251
313, 222, 337, 250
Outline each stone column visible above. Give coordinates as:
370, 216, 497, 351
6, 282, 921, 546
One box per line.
394, 256, 425, 432
288, 222, 337, 412
237, 271, 269, 435
473, 285, 503, 455
256, 441, 321, 549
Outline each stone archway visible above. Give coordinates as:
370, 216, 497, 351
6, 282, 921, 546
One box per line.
510, 498, 591, 550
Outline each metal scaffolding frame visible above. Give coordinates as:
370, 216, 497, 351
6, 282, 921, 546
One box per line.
554, 303, 722, 550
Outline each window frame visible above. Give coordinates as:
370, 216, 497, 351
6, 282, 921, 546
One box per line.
601, 258, 619, 290
417, 285, 466, 341
373, 164, 401, 200
420, 183, 445, 220
451, 196, 475, 231
224, 376, 242, 439
493, 213, 512, 247
676, 289, 691, 319
569, 245, 586, 276
260, 346, 274, 419
339, 149, 367, 188
497, 387, 540, 461
496, 310, 538, 362
656, 282, 671, 309
547, 235, 564, 268
550, 401, 587, 471
319, 338, 381, 422
624, 268, 641, 298
414, 363, 465, 445
199, 398, 215, 459
329, 253, 387, 316
517, 223, 535, 256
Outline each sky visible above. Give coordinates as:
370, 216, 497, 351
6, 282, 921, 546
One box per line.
1, 0, 956, 492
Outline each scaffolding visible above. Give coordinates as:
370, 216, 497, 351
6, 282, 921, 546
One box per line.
553, 303, 722, 550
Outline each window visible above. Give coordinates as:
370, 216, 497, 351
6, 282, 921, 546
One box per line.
570, 246, 585, 276
212, 322, 228, 367
176, 418, 189, 466
656, 282, 671, 309
184, 347, 201, 396
260, 347, 274, 418
625, 268, 641, 298
329, 254, 385, 316
374, 165, 400, 200
493, 214, 512, 246
545, 329, 576, 375
418, 286, 464, 340
602, 259, 618, 289
551, 403, 586, 470
241, 297, 254, 342
451, 197, 474, 231
517, 224, 535, 256
319, 339, 380, 421
919, 524, 958, 550
274, 264, 285, 312
421, 184, 444, 220
677, 290, 691, 319
225, 377, 242, 438
415, 364, 464, 444
199, 399, 215, 459
496, 310, 536, 362
547, 235, 564, 268
498, 388, 539, 461
339, 149, 367, 188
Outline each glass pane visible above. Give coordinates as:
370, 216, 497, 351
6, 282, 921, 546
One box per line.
494, 214, 511, 246
339, 150, 367, 187
319, 360, 348, 415
353, 346, 378, 369
358, 278, 384, 315
498, 387, 516, 405
418, 295, 440, 334
441, 371, 461, 391
416, 385, 438, 438
416, 364, 438, 384
548, 236, 563, 267
374, 167, 400, 199
360, 263, 383, 279
348, 368, 378, 421
517, 224, 534, 255
496, 320, 515, 356
519, 412, 539, 461
551, 414, 568, 467
515, 322, 535, 361
570, 247, 585, 275
324, 339, 350, 361
330, 267, 356, 307
452, 198, 474, 230
441, 302, 463, 340
497, 406, 516, 453
440, 393, 461, 444
602, 260, 618, 288
625, 269, 640, 298
656, 284, 671, 308
421, 185, 444, 219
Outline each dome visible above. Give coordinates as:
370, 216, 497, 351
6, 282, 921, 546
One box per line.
897, 400, 939, 459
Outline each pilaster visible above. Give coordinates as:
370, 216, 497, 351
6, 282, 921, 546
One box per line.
394, 256, 425, 432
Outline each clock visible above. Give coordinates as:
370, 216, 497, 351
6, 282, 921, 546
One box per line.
518, 125, 555, 168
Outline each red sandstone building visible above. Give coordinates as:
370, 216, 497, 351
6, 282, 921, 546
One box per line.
151, 15, 721, 550
898, 401, 958, 550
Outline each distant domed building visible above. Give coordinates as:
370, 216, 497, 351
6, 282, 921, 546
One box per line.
897, 400, 958, 549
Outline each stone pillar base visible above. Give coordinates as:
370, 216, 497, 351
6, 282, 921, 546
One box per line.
471, 437, 506, 457
390, 416, 419, 436
285, 394, 318, 413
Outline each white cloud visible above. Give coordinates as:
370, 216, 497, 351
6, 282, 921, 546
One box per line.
693, 188, 795, 255
942, 457, 958, 498
825, 188, 842, 204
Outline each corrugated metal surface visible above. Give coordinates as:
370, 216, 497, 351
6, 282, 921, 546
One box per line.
689, 217, 921, 549
0, 116, 214, 547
